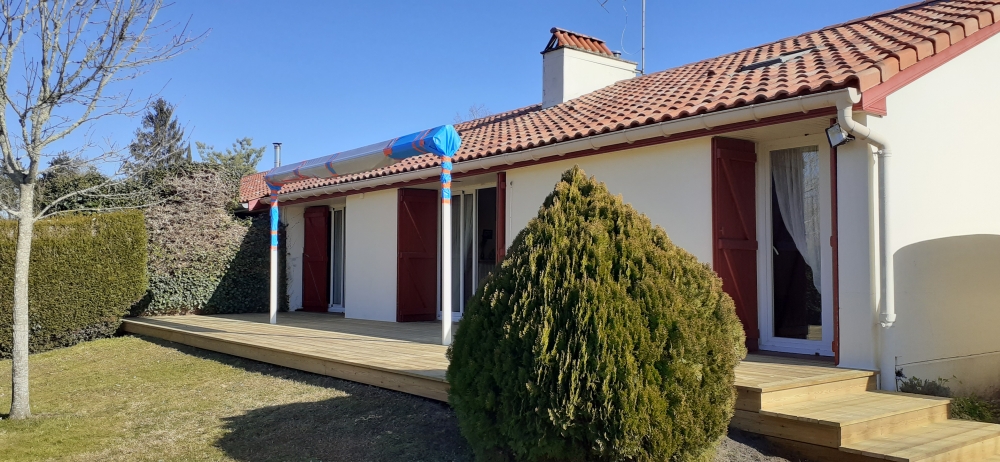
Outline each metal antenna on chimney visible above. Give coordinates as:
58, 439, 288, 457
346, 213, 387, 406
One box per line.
596, 0, 646, 74
641, 0, 646, 75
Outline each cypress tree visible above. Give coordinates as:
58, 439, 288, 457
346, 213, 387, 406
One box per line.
447, 166, 746, 461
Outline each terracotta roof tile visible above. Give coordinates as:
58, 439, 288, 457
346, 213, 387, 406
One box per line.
239, 172, 267, 203
544, 27, 616, 56
239, 0, 1000, 202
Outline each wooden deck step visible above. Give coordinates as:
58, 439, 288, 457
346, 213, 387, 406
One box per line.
738, 374, 877, 412
840, 420, 1000, 462
733, 391, 951, 448
735, 355, 876, 412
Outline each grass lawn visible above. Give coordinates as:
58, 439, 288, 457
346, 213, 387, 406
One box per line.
0, 335, 472, 461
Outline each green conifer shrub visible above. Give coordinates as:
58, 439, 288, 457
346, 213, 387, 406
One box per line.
447, 166, 747, 461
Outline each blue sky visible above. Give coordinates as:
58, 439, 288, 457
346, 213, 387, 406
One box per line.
54, 0, 906, 170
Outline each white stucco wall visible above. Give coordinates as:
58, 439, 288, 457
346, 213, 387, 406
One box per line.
863, 33, 1000, 392
343, 189, 398, 322
542, 47, 637, 108
506, 138, 714, 264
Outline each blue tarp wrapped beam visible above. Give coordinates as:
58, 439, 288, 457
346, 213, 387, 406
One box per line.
263, 125, 462, 346
264, 125, 462, 187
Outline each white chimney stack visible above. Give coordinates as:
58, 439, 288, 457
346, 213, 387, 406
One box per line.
542, 28, 638, 109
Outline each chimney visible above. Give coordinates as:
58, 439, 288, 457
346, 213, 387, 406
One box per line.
273, 142, 282, 168
542, 28, 638, 109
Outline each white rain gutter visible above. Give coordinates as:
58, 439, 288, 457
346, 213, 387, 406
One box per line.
836, 88, 895, 329
266, 88, 856, 203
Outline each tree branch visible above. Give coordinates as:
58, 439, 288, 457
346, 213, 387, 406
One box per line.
0, 0, 205, 216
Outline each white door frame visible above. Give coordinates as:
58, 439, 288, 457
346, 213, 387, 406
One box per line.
756, 134, 835, 356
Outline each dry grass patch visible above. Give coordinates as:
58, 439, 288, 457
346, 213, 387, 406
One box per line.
0, 335, 471, 461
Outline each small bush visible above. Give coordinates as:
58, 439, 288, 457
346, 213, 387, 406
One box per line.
447, 166, 747, 461
897, 376, 953, 398
897, 374, 1000, 424
952, 396, 996, 423
0, 211, 148, 357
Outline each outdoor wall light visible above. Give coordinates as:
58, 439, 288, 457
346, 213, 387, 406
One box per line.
826, 123, 855, 148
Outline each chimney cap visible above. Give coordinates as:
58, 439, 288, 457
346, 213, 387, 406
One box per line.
543, 27, 616, 58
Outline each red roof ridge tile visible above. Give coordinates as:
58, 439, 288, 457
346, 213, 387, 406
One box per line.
544, 27, 617, 57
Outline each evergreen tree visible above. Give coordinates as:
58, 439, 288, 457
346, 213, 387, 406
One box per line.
447, 166, 747, 462
36, 152, 110, 213
130, 98, 189, 167
197, 137, 266, 179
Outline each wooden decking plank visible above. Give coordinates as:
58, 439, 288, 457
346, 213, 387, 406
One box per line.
122, 317, 449, 384
760, 391, 950, 427
841, 420, 1000, 461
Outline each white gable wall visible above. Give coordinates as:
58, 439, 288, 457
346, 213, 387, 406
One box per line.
505, 138, 714, 265
864, 32, 1000, 393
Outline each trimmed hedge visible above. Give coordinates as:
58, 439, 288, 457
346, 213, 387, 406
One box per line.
0, 211, 148, 357
447, 166, 747, 461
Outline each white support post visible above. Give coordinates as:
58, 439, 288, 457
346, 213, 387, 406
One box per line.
269, 185, 280, 325
440, 156, 453, 345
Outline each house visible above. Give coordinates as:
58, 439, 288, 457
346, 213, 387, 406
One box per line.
239, 0, 1000, 394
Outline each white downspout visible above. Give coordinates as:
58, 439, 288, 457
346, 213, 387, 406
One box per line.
836, 88, 895, 388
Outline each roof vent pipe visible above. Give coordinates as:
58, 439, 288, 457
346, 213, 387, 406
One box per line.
273, 143, 282, 168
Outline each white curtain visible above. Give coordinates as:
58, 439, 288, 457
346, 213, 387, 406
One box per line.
771, 147, 822, 292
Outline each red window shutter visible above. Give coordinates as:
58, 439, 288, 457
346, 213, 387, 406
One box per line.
712, 137, 759, 351
302, 206, 331, 311
396, 189, 439, 322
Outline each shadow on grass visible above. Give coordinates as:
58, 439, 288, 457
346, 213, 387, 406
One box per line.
131, 335, 472, 462
216, 396, 471, 462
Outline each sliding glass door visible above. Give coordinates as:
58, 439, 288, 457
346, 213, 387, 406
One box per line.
444, 187, 497, 320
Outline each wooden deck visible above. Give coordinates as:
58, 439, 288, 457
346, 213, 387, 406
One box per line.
122, 312, 452, 401
122, 313, 1000, 461
122, 312, 847, 402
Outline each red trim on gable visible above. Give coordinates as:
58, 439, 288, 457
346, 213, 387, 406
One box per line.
861, 19, 1000, 114
276, 106, 838, 207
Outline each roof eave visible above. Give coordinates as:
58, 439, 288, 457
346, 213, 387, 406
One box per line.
266, 88, 859, 204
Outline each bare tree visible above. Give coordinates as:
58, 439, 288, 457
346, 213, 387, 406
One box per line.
453, 103, 492, 124
0, 0, 202, 420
